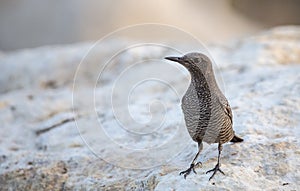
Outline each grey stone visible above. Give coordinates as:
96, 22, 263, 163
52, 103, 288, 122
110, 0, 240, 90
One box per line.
0, 26, 299, 190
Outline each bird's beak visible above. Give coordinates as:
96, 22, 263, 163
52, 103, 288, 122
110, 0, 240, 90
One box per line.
164, 56, 183, 63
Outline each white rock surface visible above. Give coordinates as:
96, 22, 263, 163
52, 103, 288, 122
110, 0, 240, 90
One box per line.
0, 26, 299, 190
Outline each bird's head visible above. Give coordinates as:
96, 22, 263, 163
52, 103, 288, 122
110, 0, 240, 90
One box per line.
165, 52, 212, 73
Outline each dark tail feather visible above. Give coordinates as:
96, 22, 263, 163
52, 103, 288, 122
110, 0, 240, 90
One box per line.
230, 135, 244, 143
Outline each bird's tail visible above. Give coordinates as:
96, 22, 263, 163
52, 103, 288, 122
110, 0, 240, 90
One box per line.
230, 135, 244, 142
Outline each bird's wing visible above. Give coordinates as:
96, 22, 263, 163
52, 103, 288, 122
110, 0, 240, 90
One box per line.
224, 102, 233, 124
218, 98, 233, 124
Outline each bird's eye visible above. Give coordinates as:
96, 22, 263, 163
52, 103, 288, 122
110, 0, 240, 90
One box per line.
192, 58, 200, 63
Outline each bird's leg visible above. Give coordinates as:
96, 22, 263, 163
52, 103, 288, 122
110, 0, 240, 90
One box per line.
180, 142, 203, 179
179, 154, 199, 178
206, 143, 225, 180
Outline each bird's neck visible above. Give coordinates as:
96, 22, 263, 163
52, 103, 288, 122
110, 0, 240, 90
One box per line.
189, 65, 221, 94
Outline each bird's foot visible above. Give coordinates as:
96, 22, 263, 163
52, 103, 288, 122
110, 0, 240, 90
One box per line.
206, 163, 225, 181
179, 162, 202, 179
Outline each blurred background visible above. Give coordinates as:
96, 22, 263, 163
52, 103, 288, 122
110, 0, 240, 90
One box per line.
0, 0, 300, 51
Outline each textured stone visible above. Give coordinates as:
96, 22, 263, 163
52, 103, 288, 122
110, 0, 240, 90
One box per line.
0, 26, 299, 190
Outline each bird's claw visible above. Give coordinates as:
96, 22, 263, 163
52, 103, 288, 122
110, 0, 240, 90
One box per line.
206, 163, 225, 181
179, 162, 202, 179
179, 164, 195, 179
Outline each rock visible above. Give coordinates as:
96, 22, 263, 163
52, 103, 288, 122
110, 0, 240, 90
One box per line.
0, 26, 299, 190
0, 161, 68, 190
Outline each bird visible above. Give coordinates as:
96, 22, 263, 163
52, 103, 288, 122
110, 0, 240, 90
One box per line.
165, 52, 243, 180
